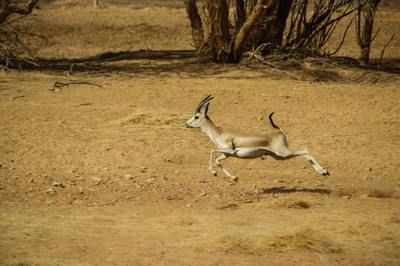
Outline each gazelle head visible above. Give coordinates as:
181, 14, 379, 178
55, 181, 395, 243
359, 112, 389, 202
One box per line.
186, 95, 213, 128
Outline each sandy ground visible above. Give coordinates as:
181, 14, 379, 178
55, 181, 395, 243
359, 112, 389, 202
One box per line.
1, 2, 400, 266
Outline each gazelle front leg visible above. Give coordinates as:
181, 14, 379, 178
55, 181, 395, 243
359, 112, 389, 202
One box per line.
215, 154, 238, 182
208, 150, 218, 176
208, 150, 238, 181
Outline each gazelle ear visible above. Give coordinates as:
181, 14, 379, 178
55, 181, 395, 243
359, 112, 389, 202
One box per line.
204, 102, 210, 115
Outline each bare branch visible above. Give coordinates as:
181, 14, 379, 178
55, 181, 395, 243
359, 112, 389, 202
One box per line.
231, 0, 277, 61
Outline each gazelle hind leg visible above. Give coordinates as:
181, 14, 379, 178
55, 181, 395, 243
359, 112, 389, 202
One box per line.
292, 149, 330, 176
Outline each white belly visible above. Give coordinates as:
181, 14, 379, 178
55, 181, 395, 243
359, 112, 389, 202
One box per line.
233, 147, 268, 159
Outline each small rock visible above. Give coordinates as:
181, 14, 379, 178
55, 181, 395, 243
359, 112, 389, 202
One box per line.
199, 192, 207, 197
361, 175, 370, 181
90, 176, 103, 185
65, 169, 77, 174
140, 167, 148, 173
28, 178, 34, 184
124, 174, 134, 180
186, 203, 193, 208
45, 188, 56, 194
53, 182, 65, 188
146, 178, 156, 183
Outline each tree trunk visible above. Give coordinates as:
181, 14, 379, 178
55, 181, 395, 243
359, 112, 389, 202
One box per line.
184, 0, 204, 50
93, 0, 99, 8
207, 0, 230, 62
273, 0, 293, 47
235, 0, 246, 29
356, 0, 380, 65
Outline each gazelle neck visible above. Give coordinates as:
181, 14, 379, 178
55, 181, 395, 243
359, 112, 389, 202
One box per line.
200, 117, 221, 145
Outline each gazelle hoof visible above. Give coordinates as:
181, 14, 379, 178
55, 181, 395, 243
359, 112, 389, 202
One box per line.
322, 171, 330, 176
211, 170, 217, 176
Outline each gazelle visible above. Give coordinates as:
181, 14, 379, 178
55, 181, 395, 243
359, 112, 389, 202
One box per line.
185, 95, 330, 182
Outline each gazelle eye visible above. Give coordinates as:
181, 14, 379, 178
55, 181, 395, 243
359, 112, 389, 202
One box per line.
194, 115, 199, 119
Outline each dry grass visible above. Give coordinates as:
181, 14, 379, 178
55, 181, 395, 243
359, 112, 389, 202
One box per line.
216, 228, 342, 255
0, 2, 399, 265
270, 197, 312, 209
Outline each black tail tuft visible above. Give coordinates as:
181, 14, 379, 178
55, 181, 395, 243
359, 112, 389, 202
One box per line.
268, 112, 280, 130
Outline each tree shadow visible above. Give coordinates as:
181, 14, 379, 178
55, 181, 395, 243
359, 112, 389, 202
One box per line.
15, 49, 247, 78
11, 49, 400, 81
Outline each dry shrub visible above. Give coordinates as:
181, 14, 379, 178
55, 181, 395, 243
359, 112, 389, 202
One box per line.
217, 228, 341, 255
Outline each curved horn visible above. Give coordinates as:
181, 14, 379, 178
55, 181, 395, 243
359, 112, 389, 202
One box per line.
194, 95, 213, 113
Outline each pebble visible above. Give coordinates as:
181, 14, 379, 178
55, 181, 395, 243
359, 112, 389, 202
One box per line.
361, 175, 370, 181
90, 176, 103, 185
53, 182, 65, 188
146, 178, 156, 183
199, 192, 207, 197
124, 174, 134, 180
45, 188, 56, 194
140, 167, 148, 173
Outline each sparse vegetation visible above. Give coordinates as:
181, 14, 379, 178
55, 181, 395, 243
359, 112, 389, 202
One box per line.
0, 1, 399, 265
185, 0, 386, 64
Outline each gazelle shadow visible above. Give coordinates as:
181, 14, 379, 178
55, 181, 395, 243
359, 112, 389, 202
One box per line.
260, 186, 331, 195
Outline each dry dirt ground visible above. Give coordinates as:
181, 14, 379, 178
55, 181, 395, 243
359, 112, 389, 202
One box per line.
1, 1, 400, 266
